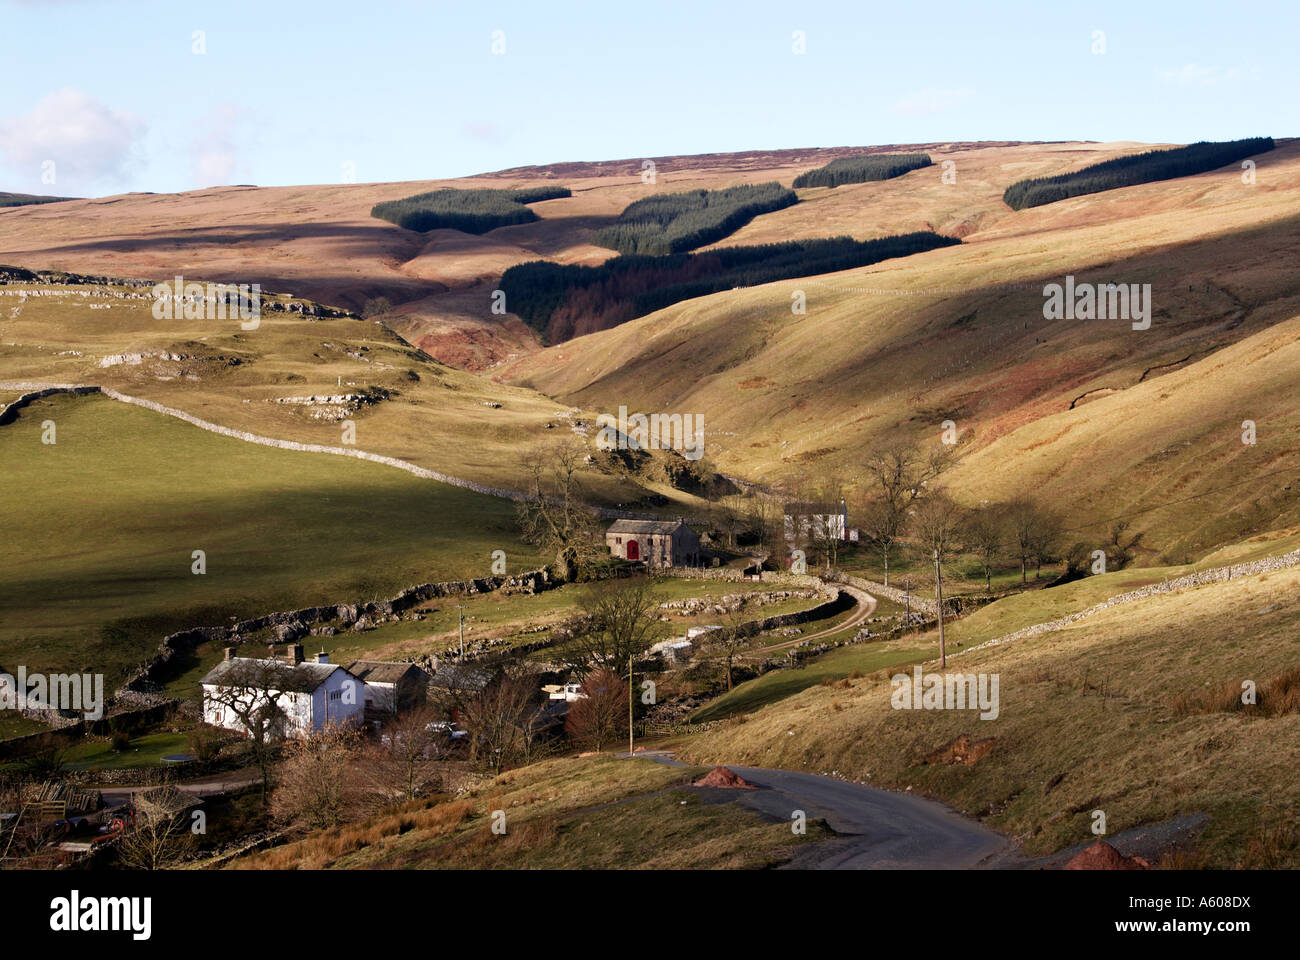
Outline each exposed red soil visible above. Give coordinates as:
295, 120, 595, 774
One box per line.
1064, 839, 1153, 870
693, 765, 758, 789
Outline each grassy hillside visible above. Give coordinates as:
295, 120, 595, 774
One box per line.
0, 191, 76, 208
0, 278, 707, 507
0, 142, 1136, 370
235, 754, 828, 870
0, 393, 541, 687
680, 560, 1300, 867
502, 140, 1300, 557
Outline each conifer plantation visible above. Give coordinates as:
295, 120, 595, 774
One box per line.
791, 153, 932, 188
591, 182, 798, 255
371, 185, 572, 233
1002, 137, 1274, 209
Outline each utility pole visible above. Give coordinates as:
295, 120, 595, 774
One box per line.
456, 604, 466, 658
628, 650, 634, 759
934, 548, 946, 669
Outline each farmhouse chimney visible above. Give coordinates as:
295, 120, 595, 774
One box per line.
288, 643, 304, 666
223, 646, 236, 661
314, 651, 330, 664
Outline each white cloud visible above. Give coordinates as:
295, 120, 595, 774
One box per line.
0, 88, 144, 191
889, 88, 975, 117
462, 122, 505, 144
190, 104, 245, 187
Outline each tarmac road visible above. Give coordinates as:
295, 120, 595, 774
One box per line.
626, 752, 1011, 869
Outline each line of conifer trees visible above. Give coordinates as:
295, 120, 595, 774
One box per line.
1003, 138, 1274, 210
500, 231, 961, 338
590, 182, 798, 255
370, 186, 571, 233
791, 153, 932, 189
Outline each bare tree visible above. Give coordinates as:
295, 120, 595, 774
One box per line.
859, 442, 951, 585
964, 502, 1005, 591
908, 491, 964, 669
805, 480, 847, 571
564, 578, 661, 679
1006, 498, 1055, 583
1106, 519, 1145, 570
516, 440, 604, 582
367, 705, 446, 802
701, 609, 752, 692
563, 668, 627, 752
1029, 509, 1064, 578
714, 493, 749, 551
272, 721, 368, 830
458, 664, 542, 775
908, 491, 964, 563
116, 786, 197, 870
202, 657, 300, 801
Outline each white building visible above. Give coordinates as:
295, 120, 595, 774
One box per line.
201, 647, 364, 739
783, 499, 848, 543
344, 660, 430, 714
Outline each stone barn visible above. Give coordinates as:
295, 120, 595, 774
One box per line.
606, 519, 702, 568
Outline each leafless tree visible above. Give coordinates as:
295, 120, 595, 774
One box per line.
964, 502, 1005, 591
714, 493, 749, 551
116, 786, 197, 870
458, 664, 543, 775
1106, 519, 1145, 570
202, 657, 297, 801
908, 491, 964, 562
563, 667, 628, 752
564, 578, 661, 679
516, 440, 604, 582
858, 442, 951, 585
1005, 499, 1063, 581
367, 705, 446, 802
1029, 510, 1064, 578
701, 608, 753, 692
272, 721, 368, 830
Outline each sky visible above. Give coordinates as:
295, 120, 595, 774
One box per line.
0, 0, 1295, 197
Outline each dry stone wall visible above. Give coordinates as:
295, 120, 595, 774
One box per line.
959, 548, 1300, 657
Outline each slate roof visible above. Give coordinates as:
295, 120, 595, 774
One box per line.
784, 501, 846, 516
607, 519, 688, 535
428, 664, 495, 691
345, 660, 428, 685
200, 657, 351, 694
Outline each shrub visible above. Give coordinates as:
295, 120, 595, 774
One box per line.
1003, 138, 1274, 210
792, 153, 932, 188
591, 182, 797, 255
371, 185, 571, 233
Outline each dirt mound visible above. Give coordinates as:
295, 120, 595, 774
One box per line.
693, 765, 757, 789
1064, 840, 1152, 870
921, 734, 996, 766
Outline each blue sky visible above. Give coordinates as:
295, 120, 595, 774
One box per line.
1, 0, 1294, 196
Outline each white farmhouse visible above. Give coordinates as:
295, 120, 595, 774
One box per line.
783, 499, 848, 543
201, 646, 364, 739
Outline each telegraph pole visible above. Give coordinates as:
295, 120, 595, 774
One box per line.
628, 650, 635, 758
456, 604, 466, 657
934, 549, 946, 668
